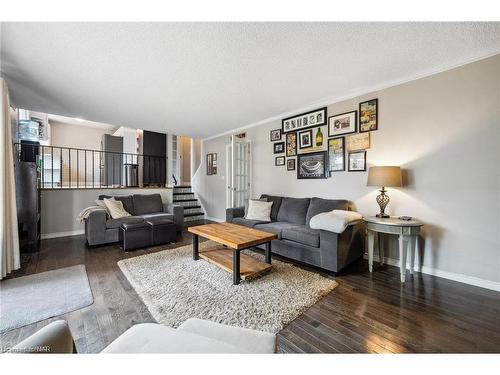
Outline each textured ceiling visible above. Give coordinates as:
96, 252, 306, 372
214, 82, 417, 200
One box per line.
1, 22, 500, 139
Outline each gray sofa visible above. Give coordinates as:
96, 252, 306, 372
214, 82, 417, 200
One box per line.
226, 195, 363, 274
84, 193, 184, 246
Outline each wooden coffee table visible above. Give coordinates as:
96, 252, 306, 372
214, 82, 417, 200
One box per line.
188, 222, 278, 285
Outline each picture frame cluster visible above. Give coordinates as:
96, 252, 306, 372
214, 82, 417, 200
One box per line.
270, 98, 378, 178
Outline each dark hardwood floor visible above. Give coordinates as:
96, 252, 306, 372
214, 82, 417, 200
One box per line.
2, 227, 500, 353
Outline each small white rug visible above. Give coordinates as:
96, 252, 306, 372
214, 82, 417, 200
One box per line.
118, 241, 337, 333
0, 265, 93, 333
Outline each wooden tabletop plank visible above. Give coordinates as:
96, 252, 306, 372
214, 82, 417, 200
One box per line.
188, 222, 277, 249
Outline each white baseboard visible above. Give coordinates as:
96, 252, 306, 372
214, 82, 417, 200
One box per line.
364, 254, 500, 292
41, 229, 85, 239
205, 216, 225, 223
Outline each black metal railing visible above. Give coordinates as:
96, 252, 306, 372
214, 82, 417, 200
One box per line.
14, 143, 168, 189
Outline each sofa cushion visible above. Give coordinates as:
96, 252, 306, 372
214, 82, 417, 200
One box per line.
276, 197, 310, 225
231, 217, 269, 228
99, 195, 134, 215
254, 222, 301, 239
139, 212, 174, 222
282, 225, 320, 248
133, 194, 163, 215
305, 197, 349, 225
106, 216, 144, 229
260, 194, 282, 221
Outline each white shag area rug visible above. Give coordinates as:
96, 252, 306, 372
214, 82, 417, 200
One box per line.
118, 241, 337, 333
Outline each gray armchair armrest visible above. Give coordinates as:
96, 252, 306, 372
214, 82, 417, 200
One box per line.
9, 320, 76, 354
163, 203, 184, 231
226, 206, 245, 222
84, 209, 107, 246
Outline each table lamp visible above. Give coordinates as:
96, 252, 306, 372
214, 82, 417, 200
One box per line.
367, 166, 402, 218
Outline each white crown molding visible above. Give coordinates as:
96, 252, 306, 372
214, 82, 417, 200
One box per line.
41, 229, 85, 239
203, 50, 500, 142
363, 254, 500, 292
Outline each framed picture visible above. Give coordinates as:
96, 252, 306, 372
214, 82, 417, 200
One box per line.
328, 111, 357, 137
346, 132, 370, 152
275, 156, 285, 166
282, 107, 327, 134
328, 137, 345, 172
206, 153, 217, 175
359, 99, 378, 132
270, 128, 282, 141
286, 132, 297, 156
348, 151, 366, 172
287, 158, 296, 171
273, 142, 285, 154
297, 151, 327, 179
298, 129, 313, 149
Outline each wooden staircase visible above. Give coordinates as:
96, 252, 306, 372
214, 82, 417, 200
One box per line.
173, 185, 206, 223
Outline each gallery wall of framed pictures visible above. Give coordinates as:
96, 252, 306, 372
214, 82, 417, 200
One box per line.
270, 99, 378, 179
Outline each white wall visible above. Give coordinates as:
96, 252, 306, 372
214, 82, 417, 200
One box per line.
50, 121, 114, 149
41, 188, 173, 238
198, 55, 500, 289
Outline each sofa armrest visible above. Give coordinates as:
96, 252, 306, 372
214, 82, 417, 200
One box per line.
84, 210, 108, 246
318, 221, 364, 273
163, 203, 184, 231
9, 320, 76, 354
226, 206, 245, 222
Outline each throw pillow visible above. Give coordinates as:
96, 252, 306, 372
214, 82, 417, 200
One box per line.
103, 198, 131, 219
95, 199, 110, 217
244, 197, 268, 216
245, 200, 273, 222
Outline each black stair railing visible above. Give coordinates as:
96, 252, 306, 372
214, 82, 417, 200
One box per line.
13, 143, 168, 189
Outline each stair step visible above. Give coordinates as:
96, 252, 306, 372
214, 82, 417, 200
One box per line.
173, 192, 194, 195
174, 198, 198, 202
174, 185, 191, 189
183, 205, 201, 209
184, 212, 205, 218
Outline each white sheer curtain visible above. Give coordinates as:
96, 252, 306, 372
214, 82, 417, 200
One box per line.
0, 78, 20, 279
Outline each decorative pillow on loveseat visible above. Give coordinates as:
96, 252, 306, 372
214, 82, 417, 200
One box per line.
245, 199, 273, 222
103, 198, 132, 219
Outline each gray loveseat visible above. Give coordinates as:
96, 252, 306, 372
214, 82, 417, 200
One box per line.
226, 195, 363, 274
84, 193, 184, 246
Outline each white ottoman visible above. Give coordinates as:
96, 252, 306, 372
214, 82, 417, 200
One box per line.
178, 318, 276, 354
102, 319, 276, 353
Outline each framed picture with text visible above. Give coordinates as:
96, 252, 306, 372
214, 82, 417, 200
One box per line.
282, 107, 327, 134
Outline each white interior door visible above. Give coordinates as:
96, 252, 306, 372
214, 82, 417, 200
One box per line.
226, 136, 252, 208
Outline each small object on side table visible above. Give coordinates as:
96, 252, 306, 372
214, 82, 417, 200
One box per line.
363, 216, 423, 282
